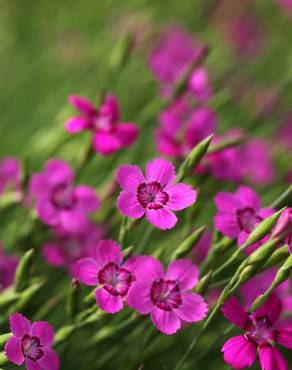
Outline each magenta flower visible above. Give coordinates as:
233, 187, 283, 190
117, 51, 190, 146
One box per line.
149, 27, 211, 100
28, 159, 100, 233
4, 313, 59, 370
156, 101, 217, 158
272, 208, 292, 253
65, 94, 139, 155
74, 240, 137, 314
42, 223, 105, 274
221, 295, 292, 370
279, 0, 292, 11
0, 157, 21, 196
117, 158, 197, 230
214, 186, 274, 253
0, 244, 18, 291
127, 256, 207, 334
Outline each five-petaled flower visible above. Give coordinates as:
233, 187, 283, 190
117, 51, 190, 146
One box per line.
65, 94, 139, 155
214, 186, 274, 254
127, 256, 208, 334
221, 295, 292, 370
28, 159, 100, 234
4, 312, 59, 370
74, 240, 137, 314
0, 157, 21, 196
117, 158, 197, 230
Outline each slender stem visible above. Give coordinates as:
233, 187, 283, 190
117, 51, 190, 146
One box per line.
270, 184, 292, 209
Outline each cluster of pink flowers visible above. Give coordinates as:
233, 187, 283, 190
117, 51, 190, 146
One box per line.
74, 239, 208, 334
0, 244, 18, 291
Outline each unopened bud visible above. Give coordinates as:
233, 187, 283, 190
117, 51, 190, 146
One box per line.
170, 226, 206, 261
195, 270, 213, 295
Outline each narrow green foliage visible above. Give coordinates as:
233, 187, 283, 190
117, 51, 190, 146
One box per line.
170, 226, 206, 260
14, 249, 34, 292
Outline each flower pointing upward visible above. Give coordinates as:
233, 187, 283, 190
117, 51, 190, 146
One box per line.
117, 158, 197, 230
65, 94, 139, 155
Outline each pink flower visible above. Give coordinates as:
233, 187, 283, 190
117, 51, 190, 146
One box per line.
117, 158, 197, 230
42, 223, 105, 274
28, 159, 100, 234
214, 186, 274, 254
221, 295, 291, 370
74, 240, 137, 314
127, 256, 208, 334
272, 208, 292, 253
279, 0, 292, 11
0, 244, 18, 291
156, 101, 217, 158
65, 94, 139, 155
4, 312, 59, 370
0, 157, 21, 196
149, 27, 211, 101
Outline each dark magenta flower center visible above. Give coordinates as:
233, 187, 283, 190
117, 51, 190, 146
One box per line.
21, 335, 43, 361
137, 182, 169, 210
51, 183, 76, 210
98, 262, 133, 296
246, 317, 275, 345
237, 207, 262, 233
150, 279, 182, 311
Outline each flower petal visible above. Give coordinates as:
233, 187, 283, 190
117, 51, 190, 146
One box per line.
28, 174, 50, 201
42, 243, 66, 267
38, 348, 59, 370
117, 165, 145, 193
146, 208, 177, 230
151, 307, 181, 335
221, 296, 250, 329
126, 282, 153, 314
37, 200, 59, 226
255, 294, 282, 325
45, 159, 74, 186
26, 359, 42, 370
235, 186, 261, 210
221, 335, 257, 369
59, 210, 89, 234
9, 312, 31, 338
145, 158, 176, 187
259, 345, 288, 370
134, 256, 164, 282
93, 132, 121, 155
65, 116, 89, 133
74, 185, 100, 213
166, 183, 197, 211
174, 292, 208, 322
74, 258, 98, 286
214, 212, 240, 238
277, 327, 292, 349
95, 288, 123, 313
117, 191, 145, 219
165, 259, 199, 290
215, 192, 239, 213
257, 207, 275, 219
68, 95, 96, 116
31, 322, 54, 347
115, 123, 139, 147
4, 336, 24, 365
95, 240, 123, 268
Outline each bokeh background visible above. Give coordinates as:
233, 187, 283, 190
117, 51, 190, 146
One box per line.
0, 0, 291, 369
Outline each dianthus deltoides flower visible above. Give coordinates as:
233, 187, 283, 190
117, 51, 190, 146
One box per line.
214, 186, 274, 254
42, 223, 105, 274
117, 158, 197, 230
65, 94, 139, 155
4, 313, 59, 370
0, 244, 18, 291
221, 295, 292, 370
74, 240, 137, 314
127, 256, 208, 334
28, 159, 100, 234
0, 157, 21, 196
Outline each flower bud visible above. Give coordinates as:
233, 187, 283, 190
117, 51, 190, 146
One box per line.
176, 135, 213, 182
195, 270, 213, 295
271, 208, 292, 252
66, 279, 80, 320
170, 226, 206, 260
